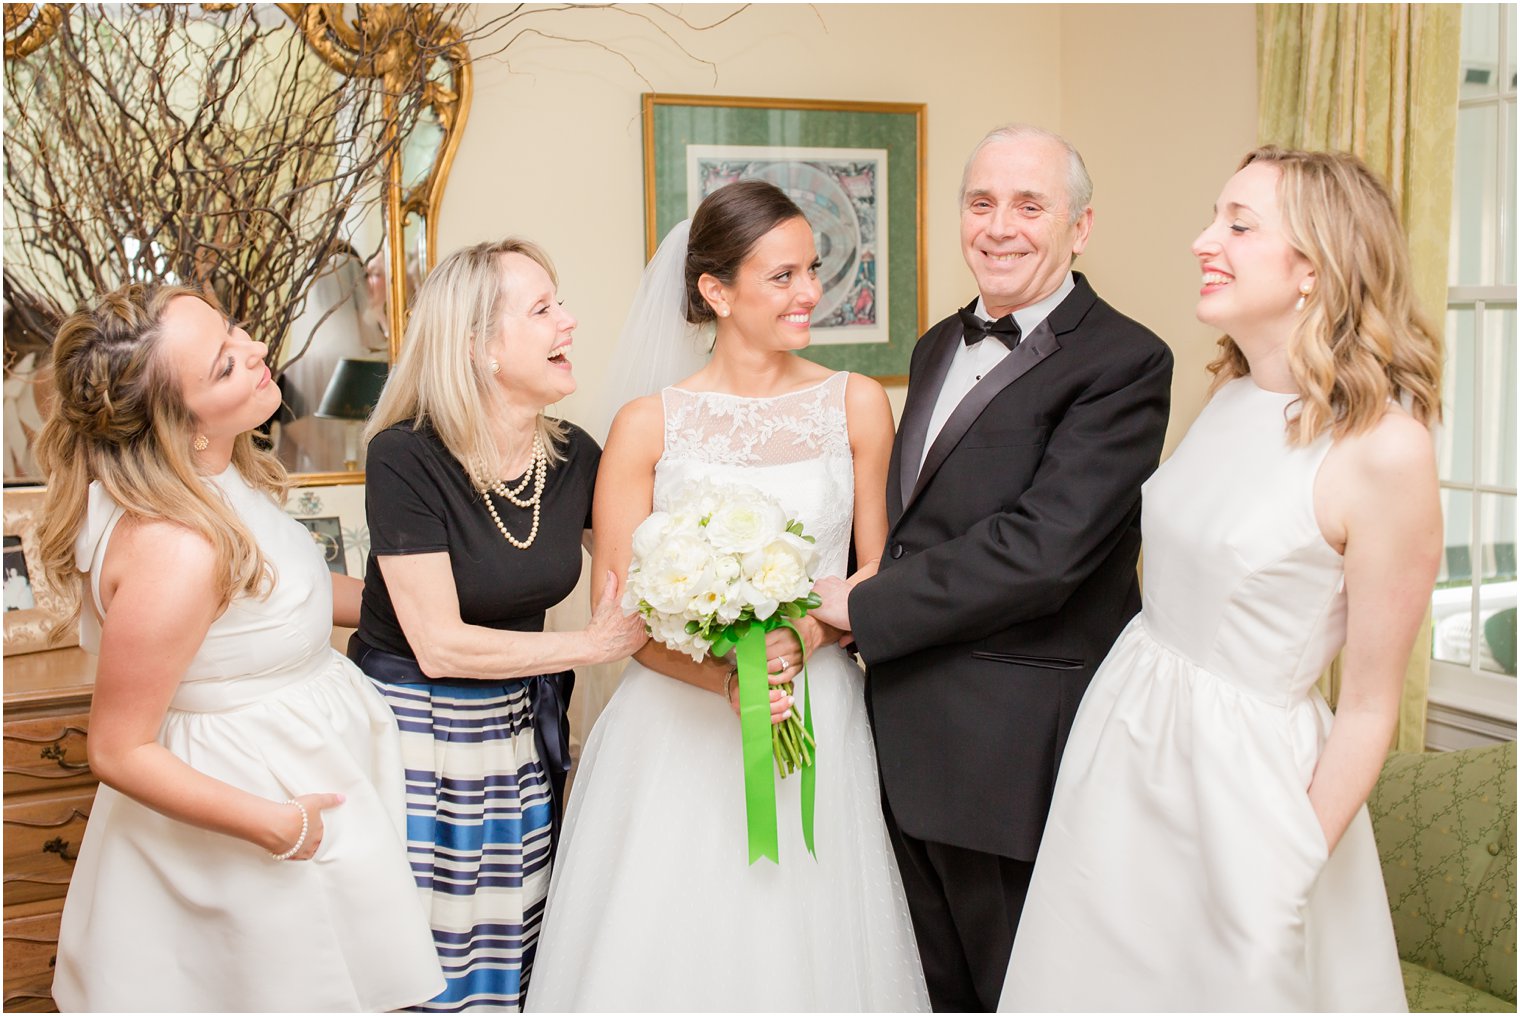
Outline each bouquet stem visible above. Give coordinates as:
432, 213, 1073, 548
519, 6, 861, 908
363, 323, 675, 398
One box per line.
773, 680, 815, 776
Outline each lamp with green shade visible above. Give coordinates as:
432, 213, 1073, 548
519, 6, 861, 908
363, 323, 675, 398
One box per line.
314, 358, 389, 471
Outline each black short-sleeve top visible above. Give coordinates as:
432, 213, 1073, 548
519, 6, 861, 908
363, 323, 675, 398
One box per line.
358, 419, 600, 661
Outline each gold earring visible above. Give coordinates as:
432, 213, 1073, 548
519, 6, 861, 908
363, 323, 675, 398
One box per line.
193, 434, 209, 452
489, 360, 501, 375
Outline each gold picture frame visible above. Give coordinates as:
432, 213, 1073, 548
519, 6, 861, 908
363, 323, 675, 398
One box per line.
3, 488, 76, 656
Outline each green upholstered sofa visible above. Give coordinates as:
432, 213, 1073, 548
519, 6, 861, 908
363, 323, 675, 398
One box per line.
1368, 741, 1517, 1012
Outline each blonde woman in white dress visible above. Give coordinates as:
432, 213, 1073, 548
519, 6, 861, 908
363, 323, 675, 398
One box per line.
1000, 148, 1442, 1011
35, 284, 443, 1012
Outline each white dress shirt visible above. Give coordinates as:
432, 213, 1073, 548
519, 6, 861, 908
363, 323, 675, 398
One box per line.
919, 272, 1076, 474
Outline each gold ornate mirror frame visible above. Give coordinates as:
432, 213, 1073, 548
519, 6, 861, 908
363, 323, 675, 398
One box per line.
2, 2, 472, 486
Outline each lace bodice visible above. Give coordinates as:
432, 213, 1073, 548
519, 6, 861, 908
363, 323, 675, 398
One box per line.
655, 372, 855, 579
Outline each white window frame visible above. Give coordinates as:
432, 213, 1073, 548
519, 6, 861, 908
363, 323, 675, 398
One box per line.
1427, 4, 1517, 745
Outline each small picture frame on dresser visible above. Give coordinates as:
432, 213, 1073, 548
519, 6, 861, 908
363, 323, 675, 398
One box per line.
3, 488, 78, 657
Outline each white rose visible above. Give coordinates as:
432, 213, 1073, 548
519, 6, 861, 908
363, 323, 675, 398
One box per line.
712, 554, 742, 584
705, 498, 786, 555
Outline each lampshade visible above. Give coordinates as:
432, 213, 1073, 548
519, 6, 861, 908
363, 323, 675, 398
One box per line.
314, 358, 389, 421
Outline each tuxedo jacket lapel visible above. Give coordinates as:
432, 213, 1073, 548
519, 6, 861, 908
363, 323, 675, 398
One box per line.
894, 321, 962, 509
906, 318, 1062, 509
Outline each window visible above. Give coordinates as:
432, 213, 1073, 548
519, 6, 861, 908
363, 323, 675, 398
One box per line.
1429, 3, 1518, 736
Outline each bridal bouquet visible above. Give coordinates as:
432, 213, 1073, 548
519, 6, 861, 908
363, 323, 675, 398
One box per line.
623, 478, 821, 863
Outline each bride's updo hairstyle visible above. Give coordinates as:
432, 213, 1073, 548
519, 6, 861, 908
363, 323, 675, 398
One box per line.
684, 179, 806, 325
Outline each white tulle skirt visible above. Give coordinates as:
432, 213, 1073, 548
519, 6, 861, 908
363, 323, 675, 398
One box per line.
526, 646, 929, 1012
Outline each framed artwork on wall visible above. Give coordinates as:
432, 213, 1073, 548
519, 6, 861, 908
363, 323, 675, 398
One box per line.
285, 484, 370, 579
643, 93, 926, 383
3, 488, 78, 656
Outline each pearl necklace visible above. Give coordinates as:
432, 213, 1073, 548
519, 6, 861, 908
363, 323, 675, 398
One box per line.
478, 434, 547, 549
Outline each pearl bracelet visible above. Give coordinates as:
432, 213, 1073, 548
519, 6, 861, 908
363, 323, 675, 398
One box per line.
271, 798, 309, 861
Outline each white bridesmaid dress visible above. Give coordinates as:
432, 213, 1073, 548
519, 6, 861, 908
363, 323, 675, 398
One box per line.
52, 465, 443, 1013
1000, 378, 1406, 1012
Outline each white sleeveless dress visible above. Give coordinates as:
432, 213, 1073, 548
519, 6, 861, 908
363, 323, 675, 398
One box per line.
527, 373, 929, 1012
52, 465, 444, 1013
999, 377, 1406, 1012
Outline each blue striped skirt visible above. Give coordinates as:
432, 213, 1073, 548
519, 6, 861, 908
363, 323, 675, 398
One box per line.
371, 677, 556, 1013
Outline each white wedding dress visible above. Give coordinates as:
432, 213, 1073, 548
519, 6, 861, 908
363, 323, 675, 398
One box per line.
999, 378, 1406, 1012
527, 372, 929, 1012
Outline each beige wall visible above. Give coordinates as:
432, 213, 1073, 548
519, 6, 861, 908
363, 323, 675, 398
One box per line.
438, 3, 1257, 736
1060, 4, 1259, 452
440, 3, 1256, 447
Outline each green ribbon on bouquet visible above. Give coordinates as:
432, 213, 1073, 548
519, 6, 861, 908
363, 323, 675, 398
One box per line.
712, 616, 816, 865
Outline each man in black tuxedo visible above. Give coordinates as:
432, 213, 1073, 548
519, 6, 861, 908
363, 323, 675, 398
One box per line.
812, 124, 1173, 1012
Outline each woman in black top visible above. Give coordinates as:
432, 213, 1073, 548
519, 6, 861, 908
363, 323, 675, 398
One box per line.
351, 237, 644, 1012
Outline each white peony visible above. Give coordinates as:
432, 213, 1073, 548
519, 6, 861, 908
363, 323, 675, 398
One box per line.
630, 511, 675, 562
642, 533, 715, 615
704, 498, 786, 555
749, 534, 814, 604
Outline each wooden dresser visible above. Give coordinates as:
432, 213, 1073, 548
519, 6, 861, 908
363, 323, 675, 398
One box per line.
3, 648, 97, 1013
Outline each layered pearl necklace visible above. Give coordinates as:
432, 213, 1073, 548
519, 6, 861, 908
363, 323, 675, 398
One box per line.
478, 433, 548, 550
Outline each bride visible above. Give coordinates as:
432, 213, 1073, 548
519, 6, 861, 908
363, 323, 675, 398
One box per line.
526, 180, 929, 1011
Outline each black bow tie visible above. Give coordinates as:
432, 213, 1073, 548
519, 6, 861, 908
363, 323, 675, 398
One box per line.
957, 305, 1021, 350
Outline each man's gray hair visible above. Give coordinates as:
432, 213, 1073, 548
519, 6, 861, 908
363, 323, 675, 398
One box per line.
959, 123, 1093, 222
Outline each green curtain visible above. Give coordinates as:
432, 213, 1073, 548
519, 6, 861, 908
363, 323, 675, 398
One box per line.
1257, 4, 1461, 751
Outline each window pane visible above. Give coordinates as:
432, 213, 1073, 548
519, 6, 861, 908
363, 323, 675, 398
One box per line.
1434, 487, 1475, 666
1440, 307, 1476, 484
1461, 4, 1502, 99
1507, 9, 1518, 95
1481, 306, 1517, 488
1505, 98, 1516, 286
1477, 493, 1516, 676
1451, 103, 1500, 286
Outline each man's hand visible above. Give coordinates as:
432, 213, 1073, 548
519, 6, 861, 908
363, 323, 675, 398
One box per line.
810, 576, 853, 637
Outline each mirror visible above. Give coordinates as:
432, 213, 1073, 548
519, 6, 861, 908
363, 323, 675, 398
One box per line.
2, 3, 471, 485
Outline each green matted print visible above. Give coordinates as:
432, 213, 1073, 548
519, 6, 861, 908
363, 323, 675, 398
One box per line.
642, 94, 925, 383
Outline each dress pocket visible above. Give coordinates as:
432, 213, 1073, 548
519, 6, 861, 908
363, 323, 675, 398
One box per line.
1279, 775, 1331, 899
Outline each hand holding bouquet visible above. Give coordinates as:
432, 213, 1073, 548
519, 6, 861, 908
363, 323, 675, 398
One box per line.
623, 478, 822, 862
